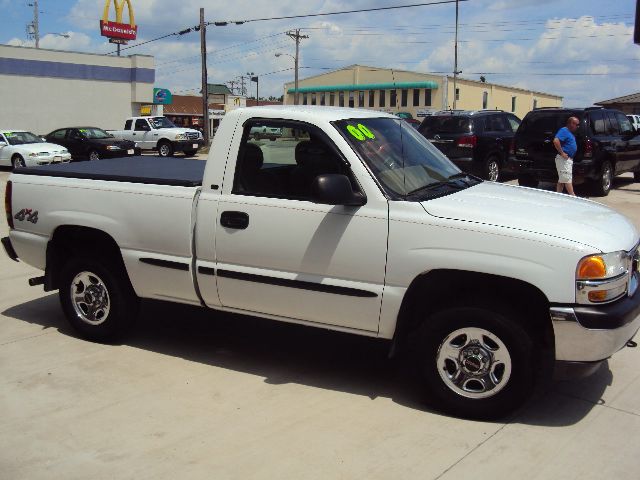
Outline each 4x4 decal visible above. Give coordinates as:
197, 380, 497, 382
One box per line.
14, 209, 38, 224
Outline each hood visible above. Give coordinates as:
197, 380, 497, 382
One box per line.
157, 127, 201, 135
17, 142, 68, 153
421, 182, 639, 253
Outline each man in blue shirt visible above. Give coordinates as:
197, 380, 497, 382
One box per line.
553, 117, 579, 196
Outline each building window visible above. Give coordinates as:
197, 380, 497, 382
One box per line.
400, 89, 408, 107
339, 92, 345, 107
379, 90, 386, 107
425, 89, 432, 106
358, 91, 365, 108
455, 88, 460, 101
413, 89, 420, 107
349, 91, 355, 108
390, 90, 397, 107
482, 91, 488, 110
533, 98, 538, 109
319, 93, 325, 106
311, 93, 317, 106
303, 93, 308, 105
369, 90, 375, 107
511, 96, 517, 112
329, 92, 335, 106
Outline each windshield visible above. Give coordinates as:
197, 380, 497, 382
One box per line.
2, 131, 43, 145
419, 115, 471, 136
78, 127, 112, 139
149, 117, 176, 129
335, 117, 462, 197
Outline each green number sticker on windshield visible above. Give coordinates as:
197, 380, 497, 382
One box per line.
347, 125, 365, 141
357, 123, 375, 139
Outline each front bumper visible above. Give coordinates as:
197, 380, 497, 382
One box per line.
30, 154, 72, 166
173, 139, 204, 152
551, 292, 640, 362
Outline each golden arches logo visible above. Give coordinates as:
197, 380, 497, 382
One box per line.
102, 0, 135, 26
100, 0, 137, 41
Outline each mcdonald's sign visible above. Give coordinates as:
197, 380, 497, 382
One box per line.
100, 0, 138, 41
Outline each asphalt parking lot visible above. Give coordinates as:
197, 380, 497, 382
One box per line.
1, 165, 640, 479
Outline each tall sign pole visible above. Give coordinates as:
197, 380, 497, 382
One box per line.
200, 8, 210, 145
34, 0, 40, 48
452, 0, 459, 110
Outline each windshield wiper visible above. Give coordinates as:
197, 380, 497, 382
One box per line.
407, 172, 481, 197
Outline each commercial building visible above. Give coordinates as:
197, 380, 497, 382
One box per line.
596, 92, 640, 114
0, 44, 154, 134
164, 93, 283, 135
283, 65, 562, 119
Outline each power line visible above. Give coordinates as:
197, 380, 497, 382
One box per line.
111, 0, 471, 54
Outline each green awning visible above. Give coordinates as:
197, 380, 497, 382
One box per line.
287, 81, 439, 94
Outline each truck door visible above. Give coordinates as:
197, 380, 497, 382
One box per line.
211, 119, 388, 333
133, 119, 152, 150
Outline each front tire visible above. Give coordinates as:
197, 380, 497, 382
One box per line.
59, 256, 139, 343
11, 154, 26, 169
88, 150, 100, 161
418, 305, 534, 419
158, 141, 174, 157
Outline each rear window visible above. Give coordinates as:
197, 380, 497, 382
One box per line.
519, 113, 561, 135
419, 116, 471, 136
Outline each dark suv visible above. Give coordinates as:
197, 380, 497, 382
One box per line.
418, 110, 521, 181
510, 107, 640, 196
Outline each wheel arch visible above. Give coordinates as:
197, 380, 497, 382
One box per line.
391, 269, 553, 356
45, 225, 126, 292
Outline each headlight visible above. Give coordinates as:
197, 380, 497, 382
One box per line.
105, 145, 120, 151
175, 133, 187, 140
576, 251, 631, 304
29, 152, 39, 157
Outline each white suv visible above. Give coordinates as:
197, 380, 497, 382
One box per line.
628, 114, 640, 132
0, 130, 71, 169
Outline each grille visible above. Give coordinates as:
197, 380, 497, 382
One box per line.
186, 132, 200, 140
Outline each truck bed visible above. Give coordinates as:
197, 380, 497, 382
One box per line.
15, 156, 205, 187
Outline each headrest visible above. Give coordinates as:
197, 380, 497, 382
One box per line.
295, 139, 328, 165
242, 143, 264, 172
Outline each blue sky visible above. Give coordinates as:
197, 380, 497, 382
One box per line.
1, 0, 638, 106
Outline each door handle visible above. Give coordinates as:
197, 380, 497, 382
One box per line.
544, 139, 551, 144
221, 211, 249, 230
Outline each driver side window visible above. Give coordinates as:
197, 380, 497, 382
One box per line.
135, 119, 149, 131
233, 122, 351, 200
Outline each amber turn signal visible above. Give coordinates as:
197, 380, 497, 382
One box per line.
577, 256, 606, 279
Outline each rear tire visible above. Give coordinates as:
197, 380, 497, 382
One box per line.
590, 160, 613, 197
483, 155, 501, 182
417, 305, 534, 419
11, 154, 26, 169
59, 256, 139, 343
158, 141, 174, 157
517, 175, 539, 188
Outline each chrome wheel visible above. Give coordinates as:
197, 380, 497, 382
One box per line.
70, 271, 110, 325
89, 150, 100, 161
436, 327, 512, 399
159, 143, 170, 156
487, 159, 499, 182
602, 162, 612, 193
13, 156, 25, 168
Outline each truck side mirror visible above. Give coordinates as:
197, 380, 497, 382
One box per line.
311, 174, 366, 207
0, 142, 6, 147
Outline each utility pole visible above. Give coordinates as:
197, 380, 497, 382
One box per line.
238, 75, 247, 97
227, 80, 237, 95
27, 0, 40, 48
286, 29, 309, 105
452, 0, 460, 110
248, 73, 259, 106
200, 8, 210, 145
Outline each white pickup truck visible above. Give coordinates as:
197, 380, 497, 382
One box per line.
109, 116, 204, 157
3, 106, 640, 418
